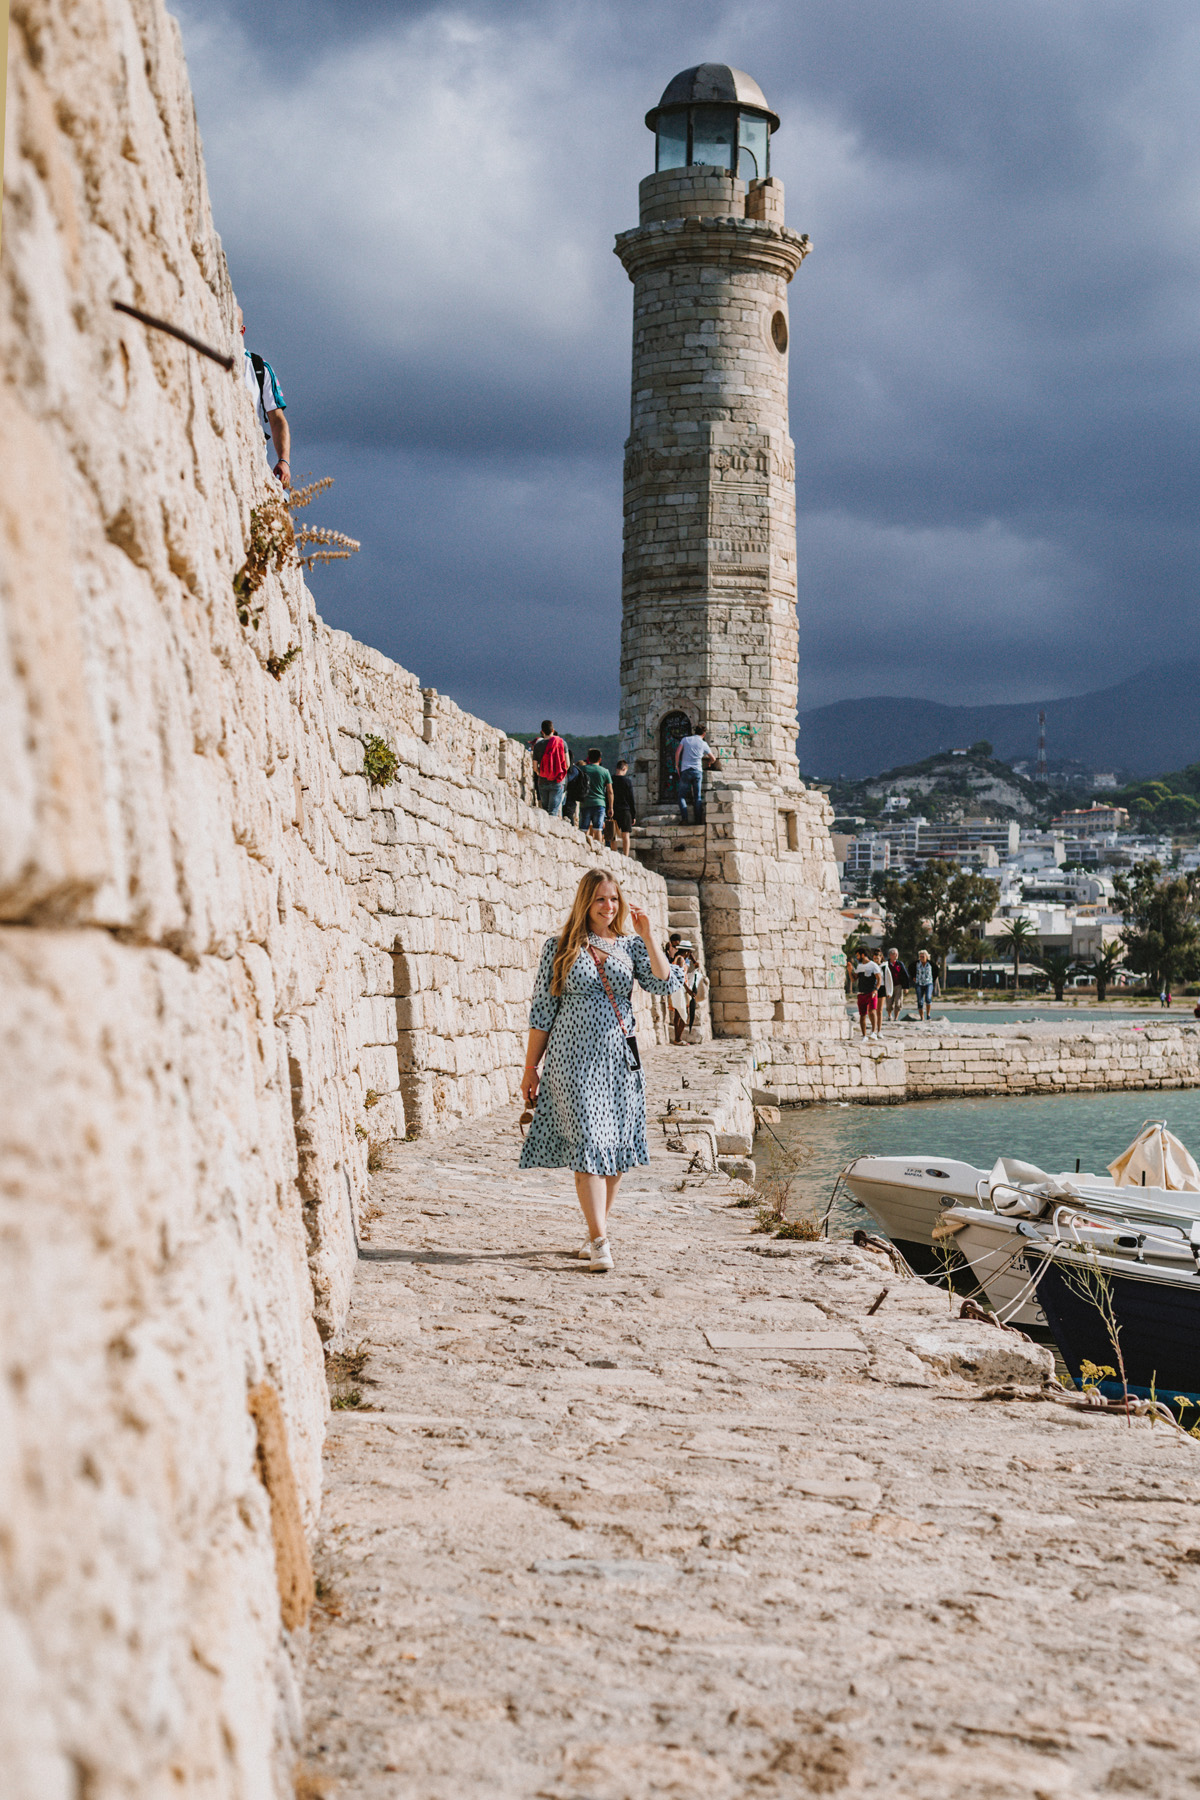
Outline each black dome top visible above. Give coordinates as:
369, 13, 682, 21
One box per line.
645, 64, 780, 133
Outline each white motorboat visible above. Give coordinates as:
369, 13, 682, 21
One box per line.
840, 1154, 1112, 1261
840, 1155, 998, 1256
935, 1204, 1160, 1330
842, 1121, 1199, 1265
840, 1122, 1200, 1331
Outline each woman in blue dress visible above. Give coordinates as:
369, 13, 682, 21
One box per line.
519, 869, 682, 1271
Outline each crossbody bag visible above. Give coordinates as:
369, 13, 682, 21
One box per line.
589, 946, 641, 1071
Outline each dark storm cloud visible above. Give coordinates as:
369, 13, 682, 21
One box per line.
176, 0, 1200, 726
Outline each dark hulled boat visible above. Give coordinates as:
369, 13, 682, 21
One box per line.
1031, 1246, 1200, 1406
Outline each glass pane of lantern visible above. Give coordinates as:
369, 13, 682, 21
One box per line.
739, 113, 768, 181
690, 105, 735, 172
656, 112, 687, 171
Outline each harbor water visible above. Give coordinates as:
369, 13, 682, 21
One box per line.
755, 1086, 1200, 1237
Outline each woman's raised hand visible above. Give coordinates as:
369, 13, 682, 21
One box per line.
629, 905, 654, 945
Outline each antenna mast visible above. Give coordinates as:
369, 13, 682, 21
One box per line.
1036, 710, 1047, 783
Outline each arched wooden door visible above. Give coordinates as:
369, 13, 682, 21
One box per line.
658, 711, 692, 805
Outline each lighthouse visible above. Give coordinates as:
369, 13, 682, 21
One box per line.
615, 64, 811, 811
613, 65, 847, 1042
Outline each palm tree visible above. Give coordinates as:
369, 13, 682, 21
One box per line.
1039, 948, 1076, 1003
1088, 940, 1124, 1004
997, 916, 1038, 993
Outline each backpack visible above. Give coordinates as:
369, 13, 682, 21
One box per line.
248, 352, 271, 436
537, 735, 569, 783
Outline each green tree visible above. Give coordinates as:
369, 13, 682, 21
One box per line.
996, 916, 1038, 992
1112, 862, 1200, 991
960, 933, 989, 988
970, 740, 993, 758
879, 860, 997, 986
1039, 948, 1076, 1002
1085, 940, 1125, 1003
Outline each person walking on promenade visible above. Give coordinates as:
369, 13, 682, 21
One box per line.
854, 948, 883, 1038
519, 871, 682, 1271
674, 725, 709, 825
611, 759, 637, 855
563, 756, 587, 827
884, 947, 909, 1022
580, 749, 614, 850
531, 720, 569, 817
913, 949, 935, 1020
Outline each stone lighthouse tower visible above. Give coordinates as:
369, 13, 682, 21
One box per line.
615, 64, 847, 1041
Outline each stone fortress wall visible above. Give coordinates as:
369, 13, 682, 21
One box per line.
0, 6, 678, 1791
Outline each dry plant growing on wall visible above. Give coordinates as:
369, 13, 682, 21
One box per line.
288, 475, 360, 572
232, 476, 359, 628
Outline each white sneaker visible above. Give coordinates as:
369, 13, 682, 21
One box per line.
588, 1237, 614, 1272
578, 1240, 593, 1259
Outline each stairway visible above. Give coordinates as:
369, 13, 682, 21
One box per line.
664, 879, 711, 1041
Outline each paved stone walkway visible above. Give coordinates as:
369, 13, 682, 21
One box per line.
302, 1046, 1200, 1799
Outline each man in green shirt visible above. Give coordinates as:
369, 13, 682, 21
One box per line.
580, 749, 614, 850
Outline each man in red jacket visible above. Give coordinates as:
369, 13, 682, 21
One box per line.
531, 719, 569, 817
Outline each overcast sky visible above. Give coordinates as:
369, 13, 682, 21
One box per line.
176, 0, 1200, 730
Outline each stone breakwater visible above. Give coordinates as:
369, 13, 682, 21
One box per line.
757, 1021, 1200, 1105
301, 1040, 1200, 1800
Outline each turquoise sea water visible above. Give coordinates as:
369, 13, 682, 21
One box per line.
845, 1005, 1178, 1025
755, 1087, 1200, 1235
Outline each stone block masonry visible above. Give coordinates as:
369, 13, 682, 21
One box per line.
0, 7, 674, 1793
755, 1022, 1200, 1104
615, 151, 853, 1045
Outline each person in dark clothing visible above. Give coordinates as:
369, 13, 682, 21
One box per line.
611, 758, 637, 856
563, 758, 587, 827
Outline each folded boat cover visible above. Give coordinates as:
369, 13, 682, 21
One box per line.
1108, 1121, 1200, 1192
986, 1157, 1081, 1217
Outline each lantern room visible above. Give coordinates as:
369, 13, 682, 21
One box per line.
645, 63, 779, 181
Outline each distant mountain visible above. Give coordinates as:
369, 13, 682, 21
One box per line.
797, 662, 1200, 782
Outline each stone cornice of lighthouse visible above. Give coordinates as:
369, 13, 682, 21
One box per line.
614, 215, 812, 286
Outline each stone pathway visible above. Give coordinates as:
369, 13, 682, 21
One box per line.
301, 1046, 1200, 1799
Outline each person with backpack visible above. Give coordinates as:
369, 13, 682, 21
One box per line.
562, 757, 587, 827
530, 720, 569, 817
237, 307, 290, 488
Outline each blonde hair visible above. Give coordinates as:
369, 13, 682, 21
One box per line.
551, 870, 631, 995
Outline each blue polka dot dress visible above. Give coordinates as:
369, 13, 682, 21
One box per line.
518, 933, 682, 1175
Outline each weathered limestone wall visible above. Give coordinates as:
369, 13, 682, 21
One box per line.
638, 780, 848, 1039
0, 6, 675, 1794
756, 1023, 1200, 1105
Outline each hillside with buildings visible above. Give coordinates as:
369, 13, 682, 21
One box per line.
830, 759, 1182, 981
827, 744, 1049, 827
